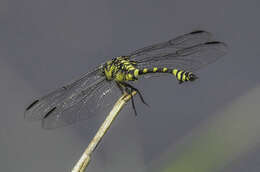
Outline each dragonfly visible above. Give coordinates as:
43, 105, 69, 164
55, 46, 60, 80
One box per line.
25, 30, 228, 129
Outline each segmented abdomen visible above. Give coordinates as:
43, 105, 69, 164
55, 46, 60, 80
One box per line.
135, 67, 197, 83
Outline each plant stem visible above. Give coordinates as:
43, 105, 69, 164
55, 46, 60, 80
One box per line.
72, 91, 137, 172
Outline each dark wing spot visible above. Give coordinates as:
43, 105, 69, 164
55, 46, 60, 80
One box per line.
205, 41, 221, 45
190, 30, 205, 34
43, 107, 57, 119
25, 99, 39, 111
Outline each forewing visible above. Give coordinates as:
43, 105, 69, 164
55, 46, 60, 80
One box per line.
24, 66, 105, 123
129, 30, 213, 61
136, 41, 228, 72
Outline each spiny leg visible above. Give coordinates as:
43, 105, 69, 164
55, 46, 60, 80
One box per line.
130, 91, 138, 116
120, 82, 149, 107
116, 82, 138, 116
116, 82, 125, 94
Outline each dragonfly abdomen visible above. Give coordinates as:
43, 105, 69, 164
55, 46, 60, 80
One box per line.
137, 67, 198, 84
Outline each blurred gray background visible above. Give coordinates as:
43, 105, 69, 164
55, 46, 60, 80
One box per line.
1, 0, 260, 171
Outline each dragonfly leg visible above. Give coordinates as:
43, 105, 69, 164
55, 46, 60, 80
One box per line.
116, 82, 138, 116
120, 82, 149, 107
130, 91, 138, 116
116, 82, 125, 94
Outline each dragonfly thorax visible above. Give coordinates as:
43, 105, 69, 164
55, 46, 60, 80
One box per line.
103, 56, 139, 82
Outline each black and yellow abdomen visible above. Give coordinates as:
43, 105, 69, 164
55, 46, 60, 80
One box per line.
137, 67, 198, 84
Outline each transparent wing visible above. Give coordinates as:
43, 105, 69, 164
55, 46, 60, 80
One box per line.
135, 41, 228, 72
24, 66, 115, 128
129, 30, 213, 61
41, 80, 122, 129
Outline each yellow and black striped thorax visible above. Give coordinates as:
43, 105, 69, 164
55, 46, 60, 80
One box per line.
103, 56, 139, 82
103, 56, 197, 83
